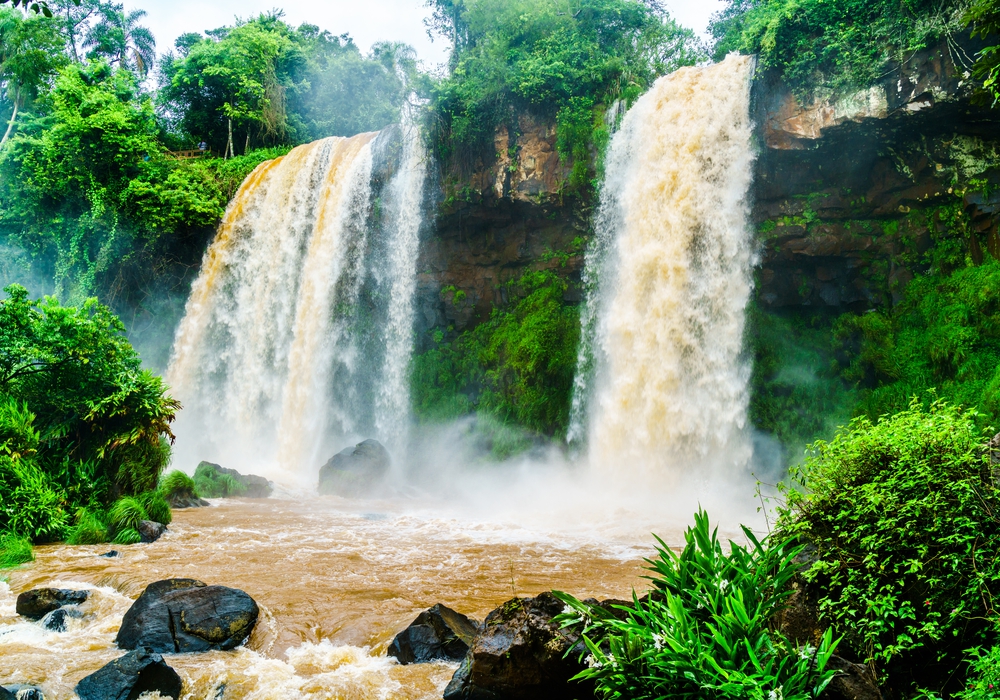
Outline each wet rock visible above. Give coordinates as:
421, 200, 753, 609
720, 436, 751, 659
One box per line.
15, 588, 89, 620
137, 520, 167, 543
7, 686, 45, 700
388, 604, 479, 664
443, 591, 593, 700
115, 578, 259, 653
99, 550, 119, 558
823, 656, 883, 700
168, 492, 210, 508
76, 648, 182, 700
197, 461, 273, 498
0, 687, 14, 700
318, 439, 391, 497
42, 608, 68, 632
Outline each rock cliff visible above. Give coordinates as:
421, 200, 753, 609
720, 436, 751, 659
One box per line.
417, 39, 1000, 339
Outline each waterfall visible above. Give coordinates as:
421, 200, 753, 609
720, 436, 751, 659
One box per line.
570, 54, 757, 480
167, 127, 426, 484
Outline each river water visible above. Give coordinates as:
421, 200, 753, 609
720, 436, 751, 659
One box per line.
0, 497, 655, 699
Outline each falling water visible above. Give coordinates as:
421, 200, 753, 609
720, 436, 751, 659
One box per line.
570, 54, 757, 480
167, 127, 426, 483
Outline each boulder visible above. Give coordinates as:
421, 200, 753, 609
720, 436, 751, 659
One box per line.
115, 578, 259, 653
388, 604, 479, 664
42, 608, 68, 632
196, 461, 273, 498
166, 488, 209, 509
15, 588, 89, 620
443, 592, 594, 700
824, 656, 883, 700
318, 439, 391, 497
0, 687, 13, 700
99, 551, 119, 558
137, 520, 166, 544
76, 648, 182, 700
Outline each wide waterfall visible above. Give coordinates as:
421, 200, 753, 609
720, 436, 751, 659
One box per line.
167, 126, 426, 484
571, 54, 757, 480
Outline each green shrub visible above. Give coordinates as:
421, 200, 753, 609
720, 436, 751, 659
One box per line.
834, 261, 1000, 433
193, 462, 246, 498
137, 490, 172, 526
956, 646, 1000, 700
107, 497, 148, 537
555, 510, 839, 699
158, 469, 200, 500
411, 271, 581, 438
111, 437, 173, 498
111, 527, 142, 545
0, 532, 33, 569
776, 400, 1000, 694
66, 507, 109, 545
0, 454, 69, 542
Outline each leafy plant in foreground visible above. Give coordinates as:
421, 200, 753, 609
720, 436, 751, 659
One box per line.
775, 399, 1000, 694
66, 507, 108, 545
555, 510, 839, 700
111, 527, 140, 545
138, 490, 171, 526
107, 496, 147, 537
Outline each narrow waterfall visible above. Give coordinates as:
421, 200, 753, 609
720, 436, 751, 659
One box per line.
570, 54, 757, 479
167, 127, 426, 484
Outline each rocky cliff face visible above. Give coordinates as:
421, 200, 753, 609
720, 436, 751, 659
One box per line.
418, 42, 1000, 342
752, 39, 1000, 311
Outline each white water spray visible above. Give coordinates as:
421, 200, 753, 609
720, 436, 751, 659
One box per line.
571, 55, 757, 481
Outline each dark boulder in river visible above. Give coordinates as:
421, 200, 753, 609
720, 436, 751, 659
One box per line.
116, 578, 259, 653
444, 591, 594, 700
0, 687, 14, 700
388, 603, 479, 664
318, 439, 391, 497
76, 648, 182, 700
15, 588, 89, 620
137, 520, 166, 543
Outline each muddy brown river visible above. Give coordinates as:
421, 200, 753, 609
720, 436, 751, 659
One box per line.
0, 496, 667, 699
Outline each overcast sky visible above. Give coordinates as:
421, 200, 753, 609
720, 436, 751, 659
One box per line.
136, 0, 726, 68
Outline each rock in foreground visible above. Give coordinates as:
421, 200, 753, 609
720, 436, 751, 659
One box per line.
15, 588, 89, 620
115, 579, 259, 653
318, 439, 391, 497
388, 604, 479, 664
76, 648, 181, 700
444, 592, 593, 700
137, 520, 166, 543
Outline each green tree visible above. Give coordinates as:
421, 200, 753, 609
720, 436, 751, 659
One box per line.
0, 6, 66, 148
0, 284, 178, 531
82, 3, 155, 76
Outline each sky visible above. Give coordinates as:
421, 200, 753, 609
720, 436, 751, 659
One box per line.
136, 0, 727, 68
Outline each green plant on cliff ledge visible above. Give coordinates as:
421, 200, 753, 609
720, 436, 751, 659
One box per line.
411, 271, 580, 438
709, 0, 969, 98
835, 260, 1000, 430
555, 510, 840, 700
967, 0, 1000, 106
775, 400, 1000, 695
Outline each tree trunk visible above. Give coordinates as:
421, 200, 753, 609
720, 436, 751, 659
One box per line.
226, 117, 234, 159
245, 131, 250, 156
0, 90, 20, 150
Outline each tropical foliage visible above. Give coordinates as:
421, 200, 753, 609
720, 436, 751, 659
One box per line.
555, 511, 839, 700
775, 400, 1000, 694
0, 285, 177, 548
411, 270, 580, 437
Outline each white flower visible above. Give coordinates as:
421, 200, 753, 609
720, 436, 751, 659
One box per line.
719, 579, 729, 590
769, 687, 784, 700
652, 633, 664, 651
585, 654, 603, 669
798, 644, 817, 660
561, 605, 575, 616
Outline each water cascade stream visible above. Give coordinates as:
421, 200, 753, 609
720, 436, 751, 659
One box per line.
570, 54, 757, 480
167, 125, 426, 483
